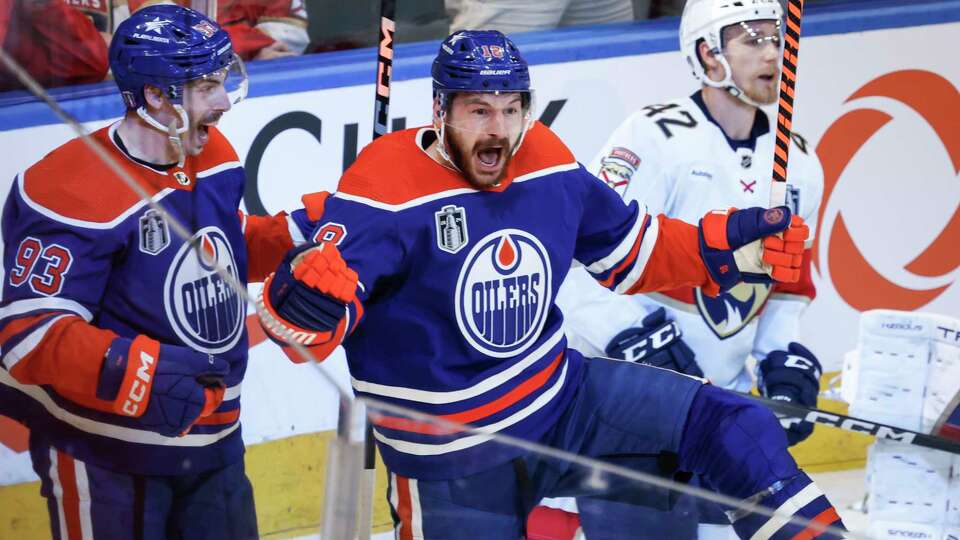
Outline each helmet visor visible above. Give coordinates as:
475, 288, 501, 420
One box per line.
719, 19, 783, 55
187, 53, 248, 107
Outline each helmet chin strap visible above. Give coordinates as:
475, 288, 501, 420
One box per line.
136, 104, 189, 168
434, 112, 461, 173
702, 53, 765, 109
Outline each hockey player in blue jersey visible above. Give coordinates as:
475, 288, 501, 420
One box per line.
259, 30, 846, 539
0, 6, 301, 539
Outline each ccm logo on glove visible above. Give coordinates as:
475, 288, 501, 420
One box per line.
120, 349, 156, 416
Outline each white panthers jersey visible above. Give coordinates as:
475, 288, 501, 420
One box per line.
558, 91, 824, 389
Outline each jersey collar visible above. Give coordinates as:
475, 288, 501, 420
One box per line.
690, 90, 770, 153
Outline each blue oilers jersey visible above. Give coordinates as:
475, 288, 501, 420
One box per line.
292, 122, 711, 480
0, 123, 294, 475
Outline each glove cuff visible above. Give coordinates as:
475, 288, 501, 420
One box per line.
99, 335, 161, 418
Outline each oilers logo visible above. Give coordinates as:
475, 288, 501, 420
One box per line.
163, 227, 244, 353
695, 282, 772, 339
455, 229, 552, 358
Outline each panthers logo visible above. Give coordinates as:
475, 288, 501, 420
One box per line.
695, 282, 772, 339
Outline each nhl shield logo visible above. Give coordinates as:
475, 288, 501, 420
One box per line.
139, 209, 170, 255
436, 205, 468, 254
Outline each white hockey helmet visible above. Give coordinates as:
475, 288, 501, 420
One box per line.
680, 0, 783, 106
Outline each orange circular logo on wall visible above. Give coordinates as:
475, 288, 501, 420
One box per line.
814, 70, 960, 311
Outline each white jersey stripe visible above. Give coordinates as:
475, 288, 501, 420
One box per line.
0, 369, 239, 446
613, 215, 660, 294
287, 215, 306, 246
0, 297, 93, 321
583, 205, 650, 274
748, 482, 824, 540
409, 478, 424, 539
2, 314, 72, 370
49, 449, 69, 540
74, 459, 93, 540
334, 162, 580, 213
351, 329, 564, 404
196, 161, 242, 179
373, 360, 568, 456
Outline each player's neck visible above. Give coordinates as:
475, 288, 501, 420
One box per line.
701, 86, 758, 140
117, 113, 180, 165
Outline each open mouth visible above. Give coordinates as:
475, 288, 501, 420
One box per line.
475, 146, 503, 172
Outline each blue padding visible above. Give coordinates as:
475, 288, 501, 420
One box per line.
2, 0, 958, 130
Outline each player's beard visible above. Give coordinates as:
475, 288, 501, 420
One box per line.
445, 129, 519, 189
743, 68, 780, 106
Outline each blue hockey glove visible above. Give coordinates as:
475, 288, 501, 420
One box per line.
259, 242, 358, 345
96, 336, 229, 437
698, 207, 808, 292
604, 307, 703, 378
758, 342, 822, 446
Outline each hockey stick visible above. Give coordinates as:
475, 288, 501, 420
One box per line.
769, 0, 805, 207
742, 392, 960, 455
358, 2, 396, 538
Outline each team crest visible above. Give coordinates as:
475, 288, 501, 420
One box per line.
163, 227, 244, 354
455, 229, 552, 358
436, 205, 469, 254
598, 147, 641, 192
139, 209, 170, 255
695, 282, 772, 339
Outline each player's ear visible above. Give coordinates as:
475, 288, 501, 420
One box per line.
143, 84, 166, 112
432, 96, 443, 129
699, 41, 725, 82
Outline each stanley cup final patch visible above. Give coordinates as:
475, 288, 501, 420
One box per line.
436, 204, 469, 254
598, 147, 641, 192
140, 209, 171, 255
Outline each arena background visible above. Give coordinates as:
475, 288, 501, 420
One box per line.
0, 0, 958, 537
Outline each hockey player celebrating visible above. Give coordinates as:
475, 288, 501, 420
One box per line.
259, 29, 844, 539
0, 6, 299, 539
553, 0, 825, 537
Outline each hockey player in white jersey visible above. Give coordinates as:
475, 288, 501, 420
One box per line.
547, 0, 827, 538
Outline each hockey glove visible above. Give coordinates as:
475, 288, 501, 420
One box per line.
605, 307, 704, 378
259, 242, 358, 346
758, 342, 822, 446
96, 335, 228, 437
698, 206, 808, 292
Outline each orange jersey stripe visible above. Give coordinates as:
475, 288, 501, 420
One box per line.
374, 352, 565, 435
395, 475, 414, 540
790, 506, 841, 540
57, 451, 84, 540
195, 409, 241, 426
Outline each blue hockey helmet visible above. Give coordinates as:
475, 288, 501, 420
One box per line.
109, 5, 246, 110
432, 30, 532, 108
